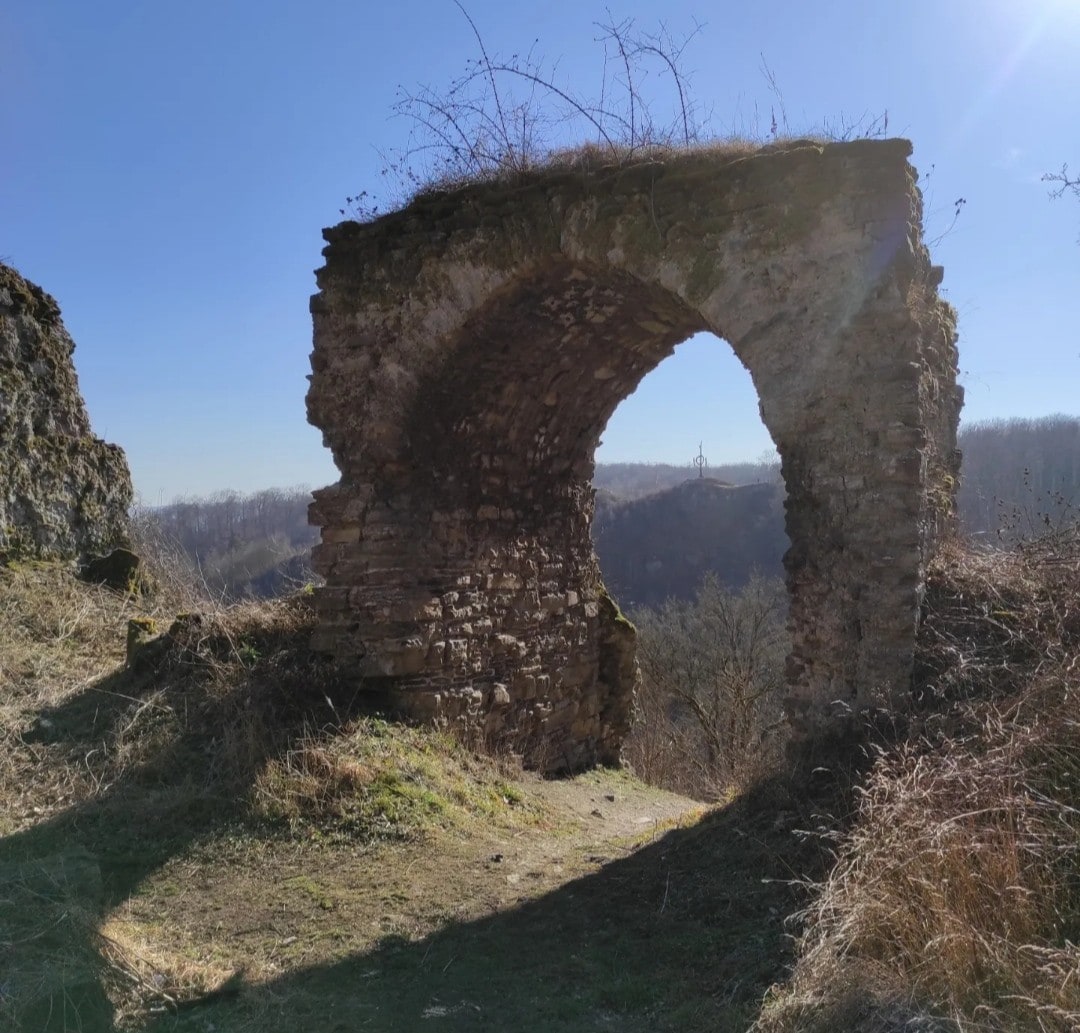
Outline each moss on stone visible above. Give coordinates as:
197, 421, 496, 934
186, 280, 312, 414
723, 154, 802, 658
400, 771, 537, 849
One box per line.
598, 584, 635, 633
0, 263, 61, 325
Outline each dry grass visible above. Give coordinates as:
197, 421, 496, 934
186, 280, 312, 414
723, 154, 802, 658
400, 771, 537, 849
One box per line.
757, 533, 1080, 1033
0, 562, 149, 836
98, 919, 245, 1021
355, 134, 830, 223
0, 563, 562, 1027
911, 535, 1080, 715
0, 563, 133, 701
0, 562, 325, 837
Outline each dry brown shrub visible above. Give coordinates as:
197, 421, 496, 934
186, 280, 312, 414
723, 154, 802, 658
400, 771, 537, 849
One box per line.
757, 533, 1080, 1033
914, 533, 1080, 715
126, 503, 217, 613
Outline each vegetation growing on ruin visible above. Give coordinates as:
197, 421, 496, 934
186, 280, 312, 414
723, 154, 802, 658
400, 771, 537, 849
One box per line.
340, 7, 882, 226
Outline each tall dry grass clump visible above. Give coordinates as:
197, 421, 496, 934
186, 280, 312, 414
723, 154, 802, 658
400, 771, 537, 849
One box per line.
0, 561, 327, 836
758, 532, 1080, 1033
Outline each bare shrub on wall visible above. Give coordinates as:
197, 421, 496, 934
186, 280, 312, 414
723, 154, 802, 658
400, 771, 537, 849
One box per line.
626, 573, 788, 797
345, 6, 893, 221
345, 6, 707, 219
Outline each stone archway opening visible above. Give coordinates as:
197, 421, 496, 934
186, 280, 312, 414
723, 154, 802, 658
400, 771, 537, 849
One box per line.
307, 139, 962, 773
595, 330, 779, 478
592, 330, 790, 608
593, 329, 793, 791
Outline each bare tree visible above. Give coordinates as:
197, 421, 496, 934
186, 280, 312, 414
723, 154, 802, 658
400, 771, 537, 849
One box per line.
630, 573, 788, 793
1045, 163, 1080, 240
143, 486, 319, 600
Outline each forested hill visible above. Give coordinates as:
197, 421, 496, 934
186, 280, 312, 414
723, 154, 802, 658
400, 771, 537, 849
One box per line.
593, 478, 786, 607
957, 415, 1080, 537
138, 487, 317, 600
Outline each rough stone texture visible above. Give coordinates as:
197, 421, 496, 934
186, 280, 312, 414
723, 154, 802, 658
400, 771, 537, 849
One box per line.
82, 546, 152, 596
307, 139, 963, 771
0, 263, 132, 561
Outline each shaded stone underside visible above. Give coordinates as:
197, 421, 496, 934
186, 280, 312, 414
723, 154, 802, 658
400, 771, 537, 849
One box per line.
307, 139, 962, 771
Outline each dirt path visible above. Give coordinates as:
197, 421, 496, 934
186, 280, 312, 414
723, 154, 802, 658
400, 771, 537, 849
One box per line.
104, 771, 706, 1009
476, 771, 706, 910
98, 765, 805, 1032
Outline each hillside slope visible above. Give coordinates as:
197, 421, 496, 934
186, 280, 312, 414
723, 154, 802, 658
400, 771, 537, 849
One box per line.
593, 477, 787, 606
0, 562, 811, 1032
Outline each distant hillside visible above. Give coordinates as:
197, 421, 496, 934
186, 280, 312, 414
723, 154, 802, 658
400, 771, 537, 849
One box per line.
139, 488, 318, 601
594, 460, 780, 499
957, 415, 1080, 538
592, 416, 1080, 608
592, 477, 787, 608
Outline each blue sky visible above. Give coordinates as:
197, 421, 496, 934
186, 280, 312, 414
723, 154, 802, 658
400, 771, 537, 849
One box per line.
3, 0, 1079, 501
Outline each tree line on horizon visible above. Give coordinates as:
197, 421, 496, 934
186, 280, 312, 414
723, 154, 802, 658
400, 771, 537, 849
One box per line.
140, 415, 1080, 601
138, 486, 317, 601
598, 415, 1080, 541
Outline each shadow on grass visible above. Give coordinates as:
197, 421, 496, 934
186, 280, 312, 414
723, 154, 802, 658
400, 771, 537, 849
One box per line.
2, 623, 827, 1033
1, 614, 367, 1031
133, 781, 823, 1033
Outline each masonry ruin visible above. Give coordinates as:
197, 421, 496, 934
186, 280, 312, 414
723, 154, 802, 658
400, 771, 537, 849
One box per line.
1, 262, 132, 562
307, 139, 962, 771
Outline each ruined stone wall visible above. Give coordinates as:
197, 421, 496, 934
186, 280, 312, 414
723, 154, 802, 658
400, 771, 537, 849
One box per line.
307, 139, 962, 770
0, 263, 132, 561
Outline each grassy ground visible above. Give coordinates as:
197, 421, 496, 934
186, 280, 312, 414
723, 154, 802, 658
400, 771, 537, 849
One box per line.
9, 533, 1078, 1033
0, 562, 819, 1032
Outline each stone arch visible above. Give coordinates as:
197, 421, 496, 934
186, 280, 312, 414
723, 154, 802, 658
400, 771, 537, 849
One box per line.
307, 139, 962, 771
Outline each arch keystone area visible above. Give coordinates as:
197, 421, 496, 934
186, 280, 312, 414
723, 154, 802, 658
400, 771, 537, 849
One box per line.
307, 139, 962, 771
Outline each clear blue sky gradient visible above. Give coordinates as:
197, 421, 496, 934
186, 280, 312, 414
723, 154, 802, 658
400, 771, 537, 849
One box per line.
4, 0, 1079, 501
